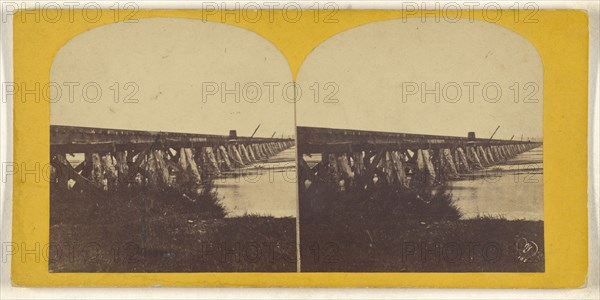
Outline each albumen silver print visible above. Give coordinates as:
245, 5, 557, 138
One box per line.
47, 16, 544, 274
295, 18, 544, 272
49, 18, 298, 272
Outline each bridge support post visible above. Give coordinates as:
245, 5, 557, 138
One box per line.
466, 146, 483, 169
178, 148, 202, 184
439, 148, 459, 180
228, 145, 245, 167
382, 151, 395, 185
352, 151, 365, 177
497, 146, 506, 161
240, 144, 251, 164
54, 153, 69, 190
218, 146, 232, 170
416, 149, 436, 185
486, 147, 495, 164
89, 153, 104, 189
337, 153, 354, 191
390, 151, 409, 188
208, 147, 221, 175
154, 149, 171, 187
257, 144, 265, 159
115, 151, 129, 187
455, 147, 471, 173
320, 152, 340, 188
101, 153, 118, 191
247, 144, 257, 161
476, 146, 489, 166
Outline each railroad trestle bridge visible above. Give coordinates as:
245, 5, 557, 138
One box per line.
297, 126, 542, 192
50, 125, 541, 194
50, 125, 295, 193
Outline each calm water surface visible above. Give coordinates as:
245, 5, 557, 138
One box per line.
302, 147, 543, 221
449, 147, 543, 220
215, 147, 297, 218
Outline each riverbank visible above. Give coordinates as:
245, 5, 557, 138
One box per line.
49, 186, 296, 272
300, 216, 544, 272
299, 176, 544, 272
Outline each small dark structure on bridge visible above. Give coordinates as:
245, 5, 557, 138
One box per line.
297, 126, 542, 192
50, 125, 295, 193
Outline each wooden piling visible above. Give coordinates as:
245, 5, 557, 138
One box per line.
190, 148, 203, 181
455, 147, 471, 173
115, 151, 129, 186
337, 153, 354, 190
218, 146, 232, 170
89, 153, 104, 188
101, 153, 118, 191
382, 151, 395, 184
247, 144, 257, 161
440, 148, 459, 179
240, 144, 251, 163
421, 149, 437, 184
153, 149, 171, 187
54, 153, 69, 189
466, 146, 483, 169
319, 152, 341, 188
390, 151, 409, 188
352, 152, 365, 177
486, 147, 495, 163
204, 147, 221, 175
475, 146, 489, 166
229, 145, 245, 167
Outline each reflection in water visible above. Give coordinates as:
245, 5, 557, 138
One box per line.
450, 147, 543, 221
215, 146, 297, 218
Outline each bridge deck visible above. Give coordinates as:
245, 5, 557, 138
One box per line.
297, 126, 539, 153
51, 125, 294, 153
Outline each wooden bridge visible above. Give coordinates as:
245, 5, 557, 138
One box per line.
297, 126, 542, 192
50, 124, 541, 194
50, 125, 295, 193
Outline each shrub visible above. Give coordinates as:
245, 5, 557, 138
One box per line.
158, 177, 226, 219
301, 179, 462, 223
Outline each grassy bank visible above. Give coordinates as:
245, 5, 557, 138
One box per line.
49, 182, 296, 272
299, 182, 544, 272
300, 217, 544, 272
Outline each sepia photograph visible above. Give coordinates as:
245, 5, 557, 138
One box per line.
295, 18, 544, 272
4, 2, 595, 293
40, 12, 554, 275
46, 16, 546, 274
48, 18, 297, 272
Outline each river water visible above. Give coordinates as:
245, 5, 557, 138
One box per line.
300, 147, 543, 221
449, 147, 543, 220
215, 146, 298, 218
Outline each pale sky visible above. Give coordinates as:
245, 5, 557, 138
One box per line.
296, 18, 543, 140
51, 18, 295, 138
51, 17, 543, 141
